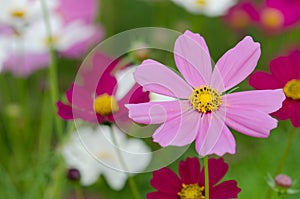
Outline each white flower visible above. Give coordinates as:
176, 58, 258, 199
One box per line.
171, 0, 237, 17
0, 0, 58, 30
62, 125, 152, 190
22, 15, 95, 54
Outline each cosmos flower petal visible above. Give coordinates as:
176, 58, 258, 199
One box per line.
208, 124, 236, 156
100, 167, 128, 190
210, 180, 241, 199
150, 168, 182, 194
195, 112, 226, 156
226, 89, 285, 113
273, 99, 300, 128
66, 83, 94, 110
211, 36, 261, 91
174, 30, 212, 87
206, 158, 229, 186
147, 192, 178, 199
225, 107, 278, 138
134, 59, 193, 98
249, 71, 284, 89
126, 100, 190, 124
178, 157, 201, 185
153, 110, 201, 147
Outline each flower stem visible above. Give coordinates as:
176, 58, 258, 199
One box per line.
275, 127, 297, 175
75, 182, 85, 199
265, 127, 298, 199
40, 0, 63, 139
109, 126, 141, 199
204, 156, 210, 199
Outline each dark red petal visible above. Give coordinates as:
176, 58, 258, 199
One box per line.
210, 180, 241, 199
95, 73, 118, 96
57, 101, 74, 120
270, 56, 298, 84
179, 157, 202, 185
113, 84, 149, 123
66, 83, 94, 111
248, 71, 283, 89
289, 100, 300, 127
272, 98, 293, 120
150, 168, 181, 194
147, 192, 178, 199
207, 158, 229, 186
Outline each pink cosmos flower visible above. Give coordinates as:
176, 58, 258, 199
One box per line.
249, 50, 300, 128
57, 53, 149, 124
147, 157, 241, 199
126, 30, 285, 156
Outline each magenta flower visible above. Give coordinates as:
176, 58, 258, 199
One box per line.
126, 30, 285, 156
147, 157, 241, 199
249, 50, 300, 128
258, 0, 300, 32
57, 53, 149, 124
224, 1, 259, 30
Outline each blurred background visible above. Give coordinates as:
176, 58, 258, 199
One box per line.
0, 0, 300, 198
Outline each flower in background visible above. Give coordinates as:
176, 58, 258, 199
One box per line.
0, 0, 57, 31
0, 0, 103, 76
57, 53, 149, 124
147, 157, 241, 199
126, 30, 285, 156
224, 1, 259, 30
266, 173, 300, 195
171, 0, 237, 17
258, 0, 300, 32
249, 50, 300, 127
62, 125, 151, 190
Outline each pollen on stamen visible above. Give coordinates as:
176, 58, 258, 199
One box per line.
189, 86, 222, 113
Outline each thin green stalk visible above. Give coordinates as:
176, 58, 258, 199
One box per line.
75, 182, 85, 199
109, 126, 141, 199
265, 127, 298, 199
40, 0, 63, 139
204, 156, 210, 199
275, 127, 297, 175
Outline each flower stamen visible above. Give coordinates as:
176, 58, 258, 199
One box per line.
94, 94, 119, 116
178, 183, 205, 199
189, 86, 222, 113
283, 79, 300, 100
10, 9, 26, 18
196, 0, 206, 6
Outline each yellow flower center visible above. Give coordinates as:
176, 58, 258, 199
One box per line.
261, 8, 284, 29
283, 79, 300, 100
190, 86, 222, 113
178, 184, 205, 199
93, 94, 119, 116
10, 9, 26, 18
196, 0, 206, 6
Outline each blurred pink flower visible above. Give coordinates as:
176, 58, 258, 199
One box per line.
249, 50, 300, 127
147, 157, 241, 199
224, 1, 259, 30
126, 30, 285, 156
0, 0, 104, 76
57, 53, 149, 124
258, 0, 300, 32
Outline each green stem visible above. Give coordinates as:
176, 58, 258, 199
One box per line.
75, 182, 85, 199
109, 126, 141, 199
40, 0, 63, 139
275, 127, 297, 175
265, 127, 297, 199
204, 156, 210, 199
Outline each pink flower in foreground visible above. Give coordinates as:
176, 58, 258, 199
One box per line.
147, 157, 241, 199
57, 53, 149, 124
126, 30, 285, 156
249, 50, 300, 127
